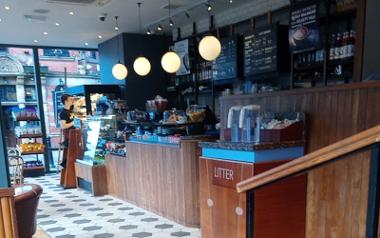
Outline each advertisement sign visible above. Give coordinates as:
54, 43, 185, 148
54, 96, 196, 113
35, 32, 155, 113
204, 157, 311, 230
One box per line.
289, 3, 320, 53
174, 39, 191, 75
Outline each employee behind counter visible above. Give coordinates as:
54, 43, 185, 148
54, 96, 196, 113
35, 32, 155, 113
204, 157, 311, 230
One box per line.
58, 94, 75, 169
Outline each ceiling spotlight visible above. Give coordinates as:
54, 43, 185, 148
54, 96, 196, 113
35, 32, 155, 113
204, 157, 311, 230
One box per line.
0, 18, 2, 22
114, 16, 119, 31
43, 31, 48, 35
169, 19, 174, 27
229, 0, 233, 3
98, 35, 102, 39
84, 42, 89, 46
69, 11, 74, 15
4, 6, 10, 11
55, 22, 60, 26
114, 26, 119, 31
146, 29, 152, 35
207, 4, 212, 12
34, 40, 38, 43
157, 24, 163, 31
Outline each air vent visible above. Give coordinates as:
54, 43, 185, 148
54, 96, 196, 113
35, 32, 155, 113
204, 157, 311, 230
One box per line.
33, 9, 50, 14
46, 0, 111, 7
24, 15, 47, 23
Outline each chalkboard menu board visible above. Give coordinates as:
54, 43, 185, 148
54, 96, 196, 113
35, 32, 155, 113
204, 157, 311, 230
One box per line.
212, 36, 238, 81
244, 24, 279, 76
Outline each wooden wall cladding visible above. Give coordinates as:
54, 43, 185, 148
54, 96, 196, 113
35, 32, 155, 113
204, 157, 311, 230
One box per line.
220, 82, 380, 237
105, 141, 200, 227
199, 158, 307, 238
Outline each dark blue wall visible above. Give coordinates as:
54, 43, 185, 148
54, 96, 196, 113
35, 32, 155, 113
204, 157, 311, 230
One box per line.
99, 33, 171, 110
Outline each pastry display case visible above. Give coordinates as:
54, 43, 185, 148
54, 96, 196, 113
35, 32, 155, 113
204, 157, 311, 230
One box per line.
81, 115, 126, 165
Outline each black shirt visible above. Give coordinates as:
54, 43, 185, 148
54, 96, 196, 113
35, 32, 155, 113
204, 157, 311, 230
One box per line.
59, 108, 74, 129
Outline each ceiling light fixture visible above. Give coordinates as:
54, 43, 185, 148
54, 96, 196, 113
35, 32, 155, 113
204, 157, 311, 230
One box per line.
55, 22, 60, 26
112, 16, 128, 80
43, 31, 48, 35
229, 0, 233, 3
207, 3, 212, 12
69, 11, 74, 15
146, 28, 152, 35
161, 0, 181, 74
4, 6, 10, 10
85, 42, 89, 46
168, 0, 174, 28
133, 2, 151, 77
157, 24, 163, 31
34, 40, 38, 43
98, 35, 103, 39
198, 1, 221, 61
0, 18, 2, 22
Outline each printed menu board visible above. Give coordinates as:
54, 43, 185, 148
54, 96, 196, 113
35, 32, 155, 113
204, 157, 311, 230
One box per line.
289, 3, 320, 53
244, 24, 278, 76
212, 36, 238, 81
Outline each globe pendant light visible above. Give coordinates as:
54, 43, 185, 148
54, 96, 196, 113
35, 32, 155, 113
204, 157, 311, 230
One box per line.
133, 2, 151, 77
111, 16, 128, 80
161, 51, 181, 73
198, 1, 221, 61
134, 56, 151, 76
161, 0, 181, 74
112, 62, 128, 80
199, 35, 221, 61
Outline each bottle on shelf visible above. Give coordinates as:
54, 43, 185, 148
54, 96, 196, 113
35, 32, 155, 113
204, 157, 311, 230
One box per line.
334, 33, 342, 60
329, 33, 336, 60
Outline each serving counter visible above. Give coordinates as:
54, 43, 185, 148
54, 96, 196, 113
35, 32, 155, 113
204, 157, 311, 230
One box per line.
105, 138, 203, 227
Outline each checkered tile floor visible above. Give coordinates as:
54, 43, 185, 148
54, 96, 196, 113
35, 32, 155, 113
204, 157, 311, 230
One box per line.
26, 174, 200, 238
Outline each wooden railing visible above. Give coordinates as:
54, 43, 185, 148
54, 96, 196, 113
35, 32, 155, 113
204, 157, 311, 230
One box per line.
237, 124, 380, 193
0, 188, 18, 238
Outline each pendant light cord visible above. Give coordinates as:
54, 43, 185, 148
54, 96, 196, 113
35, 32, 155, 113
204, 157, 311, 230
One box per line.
168, 0, 171, 21
115, 16, 121, 63
137, 2, 142, 34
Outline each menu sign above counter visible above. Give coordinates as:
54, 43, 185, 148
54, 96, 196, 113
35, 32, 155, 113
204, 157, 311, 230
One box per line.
244, 24, 278, 76
212, 36, 239, 82
289, 3, 320, 53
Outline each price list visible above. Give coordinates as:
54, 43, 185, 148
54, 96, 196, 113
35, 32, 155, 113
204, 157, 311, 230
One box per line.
212, 36, 238, 81
244, 25, 278, 76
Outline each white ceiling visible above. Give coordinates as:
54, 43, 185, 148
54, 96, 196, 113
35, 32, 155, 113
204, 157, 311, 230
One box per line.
0, 0, 254, 49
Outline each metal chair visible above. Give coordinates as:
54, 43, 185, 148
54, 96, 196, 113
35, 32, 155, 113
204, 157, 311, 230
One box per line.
8, 148, 24, 185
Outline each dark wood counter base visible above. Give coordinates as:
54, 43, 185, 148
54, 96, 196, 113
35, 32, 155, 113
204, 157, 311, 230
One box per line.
105, 140, 201, 227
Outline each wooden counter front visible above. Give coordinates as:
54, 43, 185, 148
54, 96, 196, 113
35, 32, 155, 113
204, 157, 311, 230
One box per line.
105, 140, 200, 227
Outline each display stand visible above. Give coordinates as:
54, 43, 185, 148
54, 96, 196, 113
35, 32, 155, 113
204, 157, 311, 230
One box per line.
60, 129, 83, 188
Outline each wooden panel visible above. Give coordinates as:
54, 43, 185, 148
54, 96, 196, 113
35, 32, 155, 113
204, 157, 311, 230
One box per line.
105, 141, 200, 227
253, 162, 307, 238
221, 82, 380, 237
75, 162, 108, 196
200, 158, 252, 238
200, 158, 307, 238
306, 151, 370, 238
0, 188, 18, 238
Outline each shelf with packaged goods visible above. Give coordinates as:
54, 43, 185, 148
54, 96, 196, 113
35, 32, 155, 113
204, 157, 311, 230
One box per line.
17, 134, 43, 139
20, 151, 45, 155
23, 166, 45, 171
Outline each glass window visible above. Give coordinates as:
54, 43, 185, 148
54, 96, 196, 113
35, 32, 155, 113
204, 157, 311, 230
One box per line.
24, 85, 37, 102
0, 85, 17, 101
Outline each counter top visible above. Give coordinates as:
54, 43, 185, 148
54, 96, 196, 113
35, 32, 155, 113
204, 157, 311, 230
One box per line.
199, 140, 305, 151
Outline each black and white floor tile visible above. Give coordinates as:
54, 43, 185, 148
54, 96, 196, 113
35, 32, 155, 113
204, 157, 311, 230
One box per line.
26, 174, 200, 238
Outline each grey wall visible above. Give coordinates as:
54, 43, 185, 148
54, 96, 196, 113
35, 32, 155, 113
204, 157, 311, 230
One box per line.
362, 0, 380, 80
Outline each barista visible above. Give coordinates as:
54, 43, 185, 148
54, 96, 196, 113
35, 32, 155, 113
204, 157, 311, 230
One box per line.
59, 94, 75, 168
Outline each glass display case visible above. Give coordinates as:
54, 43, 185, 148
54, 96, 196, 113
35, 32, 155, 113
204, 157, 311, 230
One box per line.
81, 115, 125, 165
